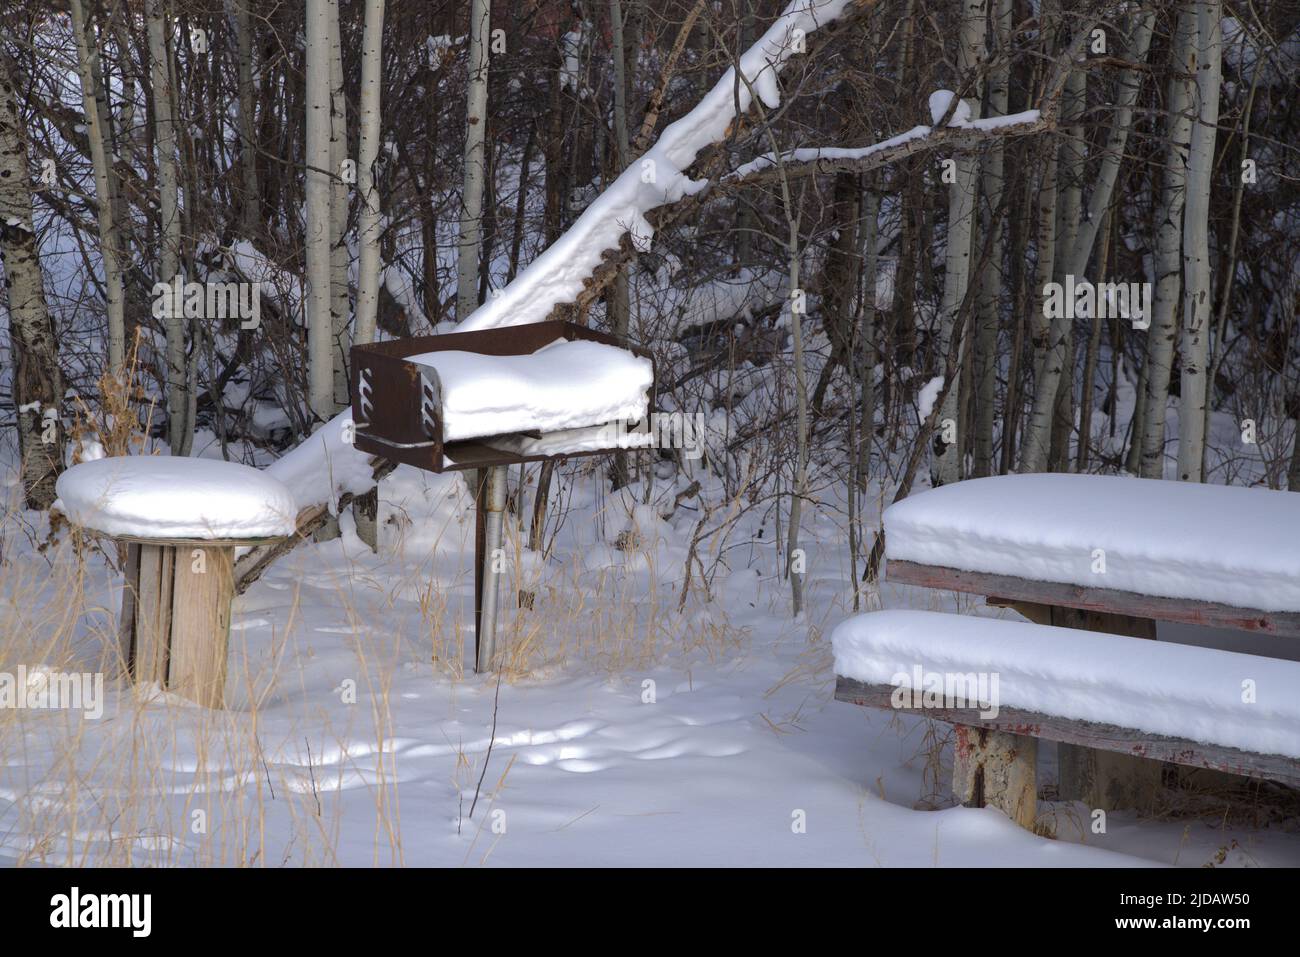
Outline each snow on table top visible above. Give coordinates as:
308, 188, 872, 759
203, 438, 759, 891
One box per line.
832, 610, 1300, 759
884, 474, 1300, 613
409, 338, 653, 442
55, 455, 298, 540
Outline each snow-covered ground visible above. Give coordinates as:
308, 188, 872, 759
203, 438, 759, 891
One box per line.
3, 458, 1297, 868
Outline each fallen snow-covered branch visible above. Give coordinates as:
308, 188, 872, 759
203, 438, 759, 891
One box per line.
456, 0, 868, 333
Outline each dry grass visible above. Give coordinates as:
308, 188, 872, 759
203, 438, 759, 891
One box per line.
0, 456, 752, 866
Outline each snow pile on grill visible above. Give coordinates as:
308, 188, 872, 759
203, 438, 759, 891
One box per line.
410, 338, 653, 442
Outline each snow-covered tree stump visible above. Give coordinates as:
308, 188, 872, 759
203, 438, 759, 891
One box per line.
55, 456, 298, 708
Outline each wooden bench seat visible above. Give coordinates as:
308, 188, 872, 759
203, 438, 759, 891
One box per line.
832, 610, 1300, 827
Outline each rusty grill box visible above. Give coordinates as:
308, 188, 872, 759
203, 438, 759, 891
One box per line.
350, 320, 655, 473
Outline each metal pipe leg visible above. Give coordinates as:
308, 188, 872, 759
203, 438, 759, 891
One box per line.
475, 465, 508, 672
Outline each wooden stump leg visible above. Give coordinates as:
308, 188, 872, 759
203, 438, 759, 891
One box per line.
1059, 744, 1163, 812
953, 725, 1037, 829
118, 542, 142, 676
166, 545, 234, 708
121, 543, 175, 685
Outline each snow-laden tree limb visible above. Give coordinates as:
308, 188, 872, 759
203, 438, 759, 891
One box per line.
723, 109, 1045, 187
456, 0, 867, 333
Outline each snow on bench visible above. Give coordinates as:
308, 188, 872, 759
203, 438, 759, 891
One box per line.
55, 455, 298, 541
884, 474, 1300, 634
408, 338, 653, 443
832, 610, 1300, 784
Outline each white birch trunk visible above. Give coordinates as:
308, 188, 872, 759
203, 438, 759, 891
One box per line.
327, 0, 351, 412
305, 0, 335, 425
931, 0, 987, 487
0, 57, 65, 508
972, 0, 1011, 478
456, 0, 491, 321
68, 0, 126, 373
1175, 0, 1222, 483
147, 0, 190, 455
354, 0, 385, 347
351, 0, 385, 552
1139, 6, 1197, 480
1021, 11, 1151, 472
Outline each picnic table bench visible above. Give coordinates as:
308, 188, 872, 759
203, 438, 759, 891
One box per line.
834, 473, 1300, 830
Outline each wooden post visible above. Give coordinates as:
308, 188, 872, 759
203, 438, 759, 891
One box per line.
952, 725, 1037, 829
168, 544, 235, 709
116, 535, 271, 708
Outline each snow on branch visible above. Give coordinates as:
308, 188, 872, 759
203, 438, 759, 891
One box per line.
725, 106, 1045, 186
456, 0, 864, 333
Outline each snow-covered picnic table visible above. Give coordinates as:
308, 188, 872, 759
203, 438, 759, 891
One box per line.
884, 473, 1300, 635
834, 473, 1300, 830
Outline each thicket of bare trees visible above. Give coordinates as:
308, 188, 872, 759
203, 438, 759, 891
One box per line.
1, 0, 1298, 586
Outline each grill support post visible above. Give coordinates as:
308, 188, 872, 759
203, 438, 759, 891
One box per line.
474, 465, 509, 672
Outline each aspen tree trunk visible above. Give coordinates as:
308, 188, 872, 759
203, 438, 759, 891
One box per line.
327, 0, 350, 412
1289, 405, 1300, 492
972, 0, 1011, 478
147, 0, 191, 455
68, 0, 126, 373
785, 214, 808, 617
1175, 0, 1222, 483
1047, 68, 1084, 473
352, 0, 385, 552
354, 0, 385, 346
304, 0, 335, 426
0, 57, 65, 508
456, 0, 491, 322
608, 0, 633, 491
734, 6, 755, 268
931, 0, 986, 488
234, 0, 260, 237
1201, 70, 1257, 472
1022, 12, 1151, 472
1077, 208, 1112, 469
859, 182, 879, 487
1139, 6, 1197, 480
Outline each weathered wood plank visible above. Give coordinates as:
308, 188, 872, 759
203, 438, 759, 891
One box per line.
887, 560, 1300, 638
133, 544, 173, 686
117, 541, 141, 676
168, 545, 234, 709
835, 676, 1300, 788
